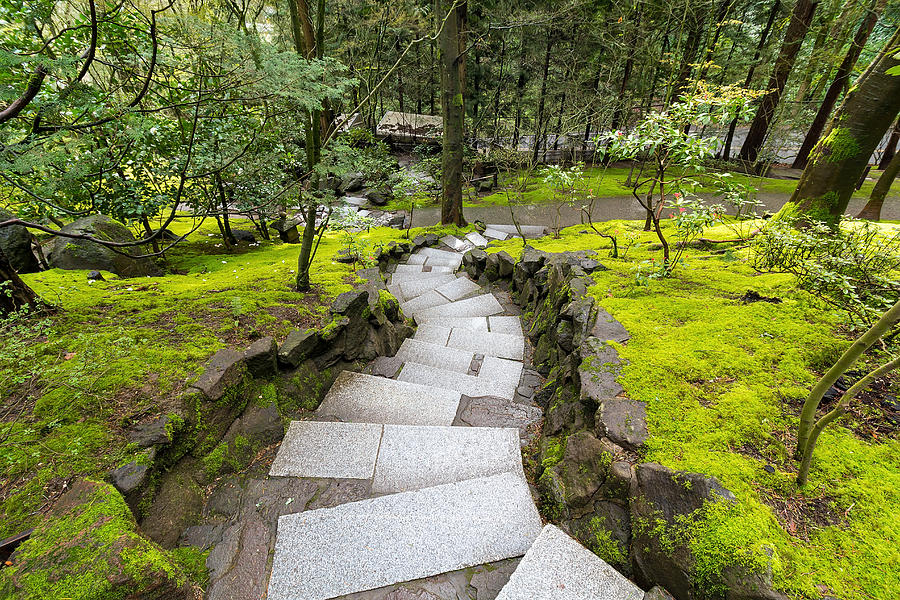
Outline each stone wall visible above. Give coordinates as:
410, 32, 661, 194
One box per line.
107, 271, 412, 548
464, 246, 785, 600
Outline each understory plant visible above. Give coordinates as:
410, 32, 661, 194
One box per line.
330, 208, 377, 271
543, 162, 585, 238
752, 217, 900, 326
603, 84, 758, 275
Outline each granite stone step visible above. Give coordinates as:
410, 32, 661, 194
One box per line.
417, 247, 465, 260
447, 329, 525, 361
495, 524, 644, 600
316, 371, 461, 426
270, 421, 524, 494
486, 224, 547, 238
440, 235, 475, 253
416, 294, 505, 321
413, 323, 452, 345
465, 231, 490, 248
407, 254, 463, 269
419, 316, 490, 331
394, 263, 453, 274
433, 276, 482, 301
398, 361, 518, 400
398, 274, 458, 300
479, 356, 524, 390
389, 270, 457, 285
267, 472, 542, 600
400, 290, 451, 317
394, 338, 475, 374
483, 227, 510, 241
489, 316, 525, 337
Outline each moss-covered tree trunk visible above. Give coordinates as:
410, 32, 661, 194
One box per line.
438, 0, 467, 227
788, 28, 900, 224
0, 246, 38, 315
792, 0, 885, 170
880, 117, 900, 169
738, 0, 818, 164
857, 150, 900, 221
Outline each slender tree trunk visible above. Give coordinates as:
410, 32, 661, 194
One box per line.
739, 0, 818, 164
492, 35, 507, 141
793, 0, 885, 169
513, 29, 528, 147
0, 246, 38, 315
611, 9, 641, 130
438, 0, 467, 226
532, 33, 553, 164
879, 118, 900, 169
723, 0, 781, 160
397, 38, 405, 113
857, 151, 900, 220
697, 0, 732, 82
669, 10, 706, 103
790, 27, 900, 224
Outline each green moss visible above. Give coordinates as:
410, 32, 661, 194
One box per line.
584, 517, 628, 566
541, 436, 566, 469
817, 127, 861, 163
0, 481, 190, 599
202, 434, 253, 479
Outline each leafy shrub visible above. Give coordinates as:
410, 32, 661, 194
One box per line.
752, 217, 900, 325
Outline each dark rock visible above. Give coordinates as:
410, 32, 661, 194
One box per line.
340, 172, 366, 194
231, 230, 256, 244
546, 430, 615, 508
555, 320, 575, 353
231, 400, 284, 448
424, 233, 439, 245
244, 336, 277, 377
178, 523, 226, 551
87, 270, 104, 281
631, 463, 756, 600
496, 251, 515, 278
644, 586, 677, 600
270, 216, 302, 244
140, 461, 204, 549
108, 450, 154, 502
45, 215, 162, 277
592, 309, 631, 343
128, 416, 171, 448
580, 258, 607, 273
364, 187, 392, 206
334, 247, 357, 264
278, 330, 322, 368
454, 396, 543, 446
190, 348, 246, 402
544, 397, 590, 436
596, 398, 648, 451
331, 289, 369, 315
578, 341, 625, 404
518, 246, 548, 275
4, 479, 193, 599
741, 290, 782, 304
462, 248, 488, 279
0, 207, 39, 274
570, 500, 632, 574
602, 460, 633, 500
477, 178, 495, 192
144, 228, 180, 241
412, 235, 427, 248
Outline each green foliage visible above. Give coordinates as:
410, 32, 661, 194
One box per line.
753, 217, 900, 326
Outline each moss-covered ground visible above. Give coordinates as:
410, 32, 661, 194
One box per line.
383, 165, 900, 210
0, 217, 445, 540
490, 222, 899, 600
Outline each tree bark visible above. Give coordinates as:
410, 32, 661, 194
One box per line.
879, 118, 900, 169
438, 0, 467, 226
722, 0, 781, 161
532, 33, 553, 164
739, 0, 818, 163
513, 28, 528, 147
790, 27, 900, 224
793, 0, 884, 169
857, 150, 900, 221
0, 246, 39, 315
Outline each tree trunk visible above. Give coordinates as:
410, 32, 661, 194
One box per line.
532, 33, 553, 164
438, 0, 467, 226
857, 151, 900, 221
611, 9, 641, 130
790, 27, 900, 224
513, 29, 528, 147
879, 118, 900, 169
722, 0, 781, 161
0, 246, 39, 315
669, 10, 706, 103
793, 0, 884, 169
739, 0, 818, 163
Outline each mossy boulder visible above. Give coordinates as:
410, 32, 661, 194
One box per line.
0, 479, 193, 599
0, 207, 39, 274
46, 215, 162, 278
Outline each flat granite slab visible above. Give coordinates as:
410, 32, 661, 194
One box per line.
394, 338, 474, 374
465, 231, 490, 248
434, 277, 482, 301
399, 362, 517, 400
448, 329, 524, 361
416, 294, 504, 321
389, 270, 456, 285
421, 316, 490, 331
489, 316, 524, 337
480, 356, 524, 390
270, 421, 382, 479
417, 247, 464, 260
485, 224, 546, 238
267, 472, 542, 600
495, 524, 643, 600
413, 323, 452, 345
483, 227, 510, 241
400, 290, 451, 317
440, 235, 474, 253
398, 275, 457, 300
372, 425, 523, 493
317, 371, 461, 426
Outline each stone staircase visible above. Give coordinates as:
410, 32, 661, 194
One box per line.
263, 231, 644, 600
